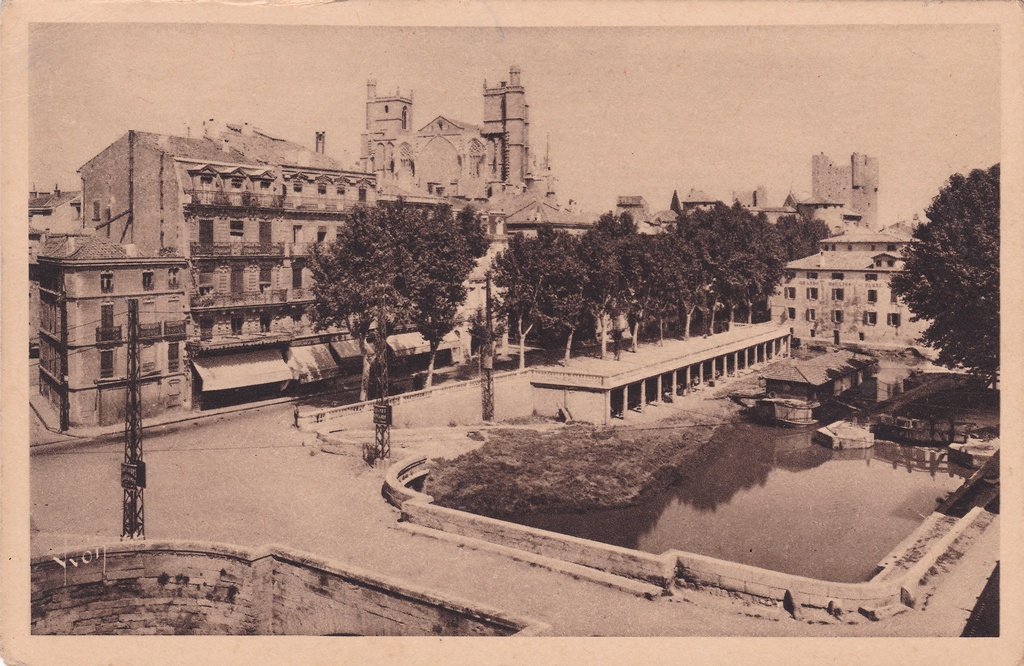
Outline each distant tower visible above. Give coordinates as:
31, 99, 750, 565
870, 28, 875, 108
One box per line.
811, 152, 879, 229
482, 65, 530, 188
361, 78, 413, 175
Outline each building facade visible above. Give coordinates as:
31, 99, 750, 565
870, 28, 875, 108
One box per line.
36, 236, 189, 428
811, 152, 880, 230
29, 188, 82, 356
769, 229, 928, 349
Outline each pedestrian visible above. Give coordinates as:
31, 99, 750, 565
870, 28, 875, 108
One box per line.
293, 404, 300, 428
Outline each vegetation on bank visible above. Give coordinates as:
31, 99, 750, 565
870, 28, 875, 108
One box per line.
424, 422, 721, 518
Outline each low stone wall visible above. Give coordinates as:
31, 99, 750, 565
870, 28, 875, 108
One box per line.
401, 500, 677, 587
386, 458, 992, 613
31, 541, 547, 636
299, 370, 534, 432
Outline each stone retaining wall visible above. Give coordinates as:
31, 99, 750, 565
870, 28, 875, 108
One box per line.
31, 541, 546, 636
386, 457, 991, 613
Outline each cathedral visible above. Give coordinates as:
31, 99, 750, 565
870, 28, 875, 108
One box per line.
358, 66, 565, 217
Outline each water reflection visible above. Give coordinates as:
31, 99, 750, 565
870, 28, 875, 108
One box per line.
516, 418, 970, 583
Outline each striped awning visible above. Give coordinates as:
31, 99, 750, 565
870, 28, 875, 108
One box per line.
286, 343, 341, 384
386, 331, 460, 357
192, 349, 292, 392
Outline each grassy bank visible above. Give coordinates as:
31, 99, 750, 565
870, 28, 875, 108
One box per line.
424, 417, 723, 519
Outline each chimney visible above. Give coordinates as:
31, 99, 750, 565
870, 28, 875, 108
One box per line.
55, 183, 61, 196
241, 122, 254, 137
367, 79, 377, 100
222, 138, 231, 153
203, 118, 226, 140
509, 65, 521, 86
315, 131, 326, 154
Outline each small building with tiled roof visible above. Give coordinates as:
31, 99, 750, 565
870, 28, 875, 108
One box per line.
761, 350, 878, 403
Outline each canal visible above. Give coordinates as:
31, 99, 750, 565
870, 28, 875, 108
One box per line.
515, 419, 971, 583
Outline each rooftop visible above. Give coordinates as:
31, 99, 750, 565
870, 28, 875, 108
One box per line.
761, 350, 877, 387
787, 250, 904, 271
38, 235, 127, 261
29, 190, 80, 211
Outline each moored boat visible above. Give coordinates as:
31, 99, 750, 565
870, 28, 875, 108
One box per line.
755, 397, 819, 426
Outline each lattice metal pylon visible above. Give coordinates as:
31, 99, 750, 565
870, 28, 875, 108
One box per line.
122, 298, 145, 539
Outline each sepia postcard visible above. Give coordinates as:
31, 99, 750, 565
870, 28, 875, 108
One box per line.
2, 1, 1022, 664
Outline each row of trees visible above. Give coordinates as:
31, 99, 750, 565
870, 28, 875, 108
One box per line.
493, 202, 829, 367
307, 202, 488, 400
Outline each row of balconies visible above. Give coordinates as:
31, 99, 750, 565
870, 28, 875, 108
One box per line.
95, 320, 188, 344
189, 288, 312, 309
190, 241, 319, 257
186, 190, 363, 211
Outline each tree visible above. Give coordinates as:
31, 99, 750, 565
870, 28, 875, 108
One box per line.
308, 203, 420, 401
407, 206, 489, 387
890, 164, 1000, 384
534, 229, 588, 363
776, 213, 830, 262
492, 233, 547, 369
579, 212, 635, 358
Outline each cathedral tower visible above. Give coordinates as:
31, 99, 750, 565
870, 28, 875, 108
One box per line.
482, 65, 530, 188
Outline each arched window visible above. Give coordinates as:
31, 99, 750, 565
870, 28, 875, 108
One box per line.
384, 104, 389, 113
401, 106, 408, 130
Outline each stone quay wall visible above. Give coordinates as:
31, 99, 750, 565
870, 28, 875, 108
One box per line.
385, 457, 990, 614
31, 541, 546, 636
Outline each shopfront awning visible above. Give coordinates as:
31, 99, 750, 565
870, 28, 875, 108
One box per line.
192, 349, 293, 392
386, 331, 460, 357
329, 338, 364, 361
286, 343, 342, 384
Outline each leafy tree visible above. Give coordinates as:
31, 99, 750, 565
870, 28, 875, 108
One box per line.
776, 213, 830, 262
890, 164, 1000, 384
534, 229, 588, 363
579, 212, 635, 358
492, 233, 548, 369
660, 230, 703, 339
308, 203, 419, 400
407, 206, 489, 388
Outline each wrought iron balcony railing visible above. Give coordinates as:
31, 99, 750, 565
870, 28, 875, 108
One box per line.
190, 242, 285, 257
96, 325, 123, 343
190, 289, 289, 309
163, 320, 187, 339
288, 287, 313, 301
139, 323, 163, 342
186, 190, 284, 208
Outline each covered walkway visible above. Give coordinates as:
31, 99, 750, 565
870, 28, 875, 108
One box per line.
530, 323, 791, 425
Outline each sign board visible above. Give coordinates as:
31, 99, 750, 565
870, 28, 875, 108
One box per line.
121, 462, 146, 489
373, 403, 392, 426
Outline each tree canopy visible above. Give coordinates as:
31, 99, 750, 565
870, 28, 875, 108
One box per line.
890, 164, 1000, 383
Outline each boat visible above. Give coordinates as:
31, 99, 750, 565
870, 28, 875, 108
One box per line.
755, 397, 819, 427
873, 414, 974, 446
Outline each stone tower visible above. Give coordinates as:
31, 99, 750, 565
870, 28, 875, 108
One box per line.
361, 80, 413, 174
811, 152, 880, 229
482, 65, 530, 188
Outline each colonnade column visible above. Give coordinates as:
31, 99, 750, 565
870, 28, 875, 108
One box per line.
656, 374, 663, 403
638, 380, 645, 412
604, 390, 612, 425
698, 362, 704, 384
733, 351, 739, 375
685, 366, 691, 393
671, 370, 677, 397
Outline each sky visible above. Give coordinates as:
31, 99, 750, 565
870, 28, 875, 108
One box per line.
29, 23, 1000, 223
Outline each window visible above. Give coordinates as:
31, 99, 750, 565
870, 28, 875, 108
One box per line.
887, 244, 897, 251
358, 187, 367, 203
863, 311, 877, 325
230, 267, 244, 294
317, 226, 327, 243
831, 288, 844, 301
101, 303, 114, 329
867, 289, 878, 303
198, 270, 214, 296
259, 265, 272, 289
168, 267, 180, 288
859, 332, 866, 341
887, 313, 901, 327
805, 308, 816, 321
168, 343, 180, 372
785, 271, 795, 281
336, 186, 345, 196
847, 245, 852, 251
260, 314, 271, 333
260, 180, 271, 190
230, 220, 244, 239
336, 228, 343, 243
100, 272, 113, 293
806, 287, 819, 300
142, 271, 154, 291
199, 319, 214, 340
891, 291, 899, 304
784, 287, 796, 299
806, 272, 818, 279
810, 330, 816, 338
231, 177, 243, 189
787, 307, 796, 319
141, 344, 156, 373
92, 200, 100, 221
200, 175, 213, 186
870, 245, 877, 251
318, 183, 327, 195
291, 311, 302, 324
100, 350, 114, 379
865, 273, 878, 282
293, 182, 303, 193
831, 272, 844, 280
231, 316, 244, 335
887, 259, 895, 267
832, 310, 844, 324
292, 263, 303, 289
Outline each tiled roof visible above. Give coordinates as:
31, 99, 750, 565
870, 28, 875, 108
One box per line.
786, 251, 903, 271
827, 228, 913, 244
38, 235, 127, 261
136, 125, 357, 172
29, 190, 81, 210
762, 350, 877, 387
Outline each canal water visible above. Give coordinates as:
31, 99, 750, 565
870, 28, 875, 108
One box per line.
515, 419, 970, 583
